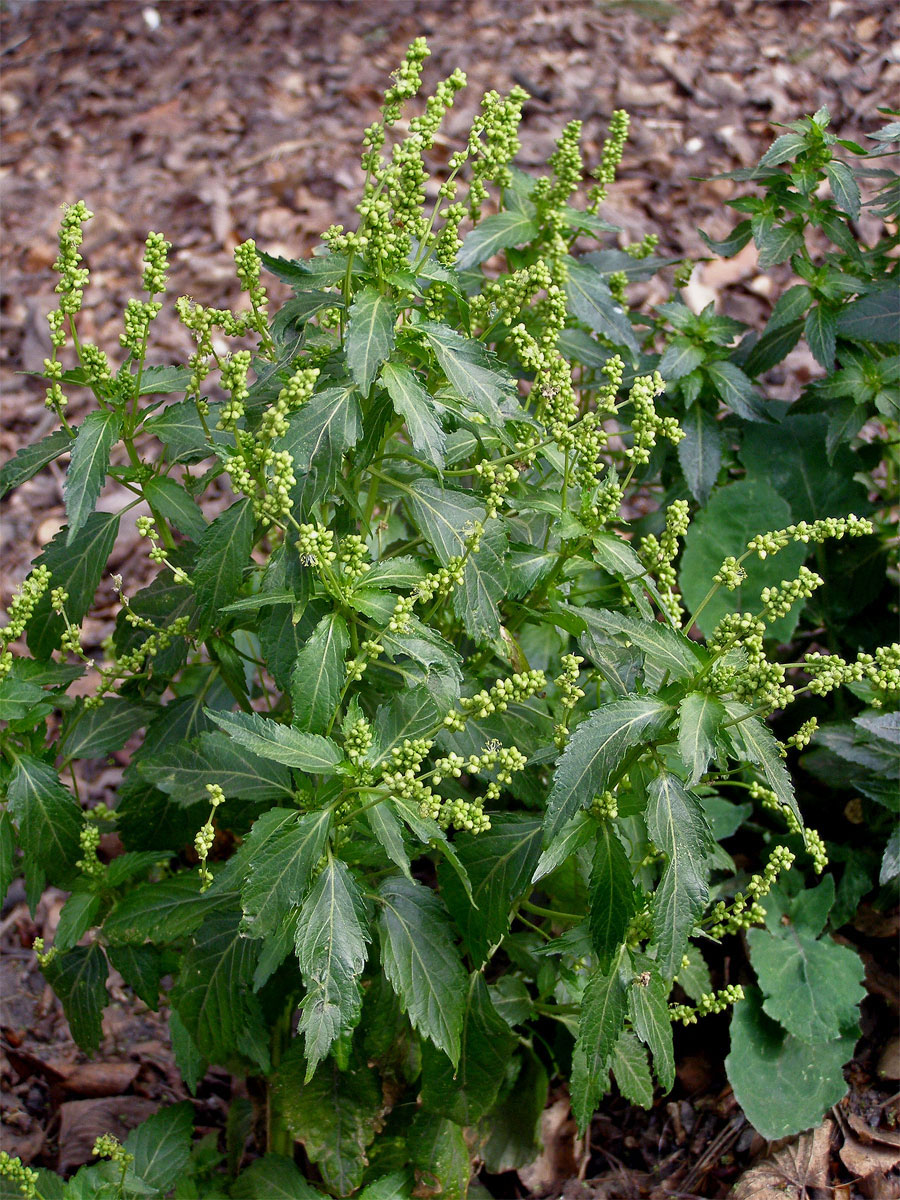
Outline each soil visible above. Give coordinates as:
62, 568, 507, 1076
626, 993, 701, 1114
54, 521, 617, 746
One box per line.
1, 1, 898, 1196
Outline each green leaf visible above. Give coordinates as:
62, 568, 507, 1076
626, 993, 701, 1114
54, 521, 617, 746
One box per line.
372, 686, 441, 765
805, 303, 838, 369
837, 287, 900, 344
698, 220, 753, 257
438, 815, 543, 966
726, 988, 856, 1140
377, 875, 467, 1062
290, 613, 348, 735
361, 556, 427, 591
194, 498, 255, 631
589, 825, 636, 968
170, 912, 267, 1068
421, 973, 515, 1124
0, 812, 15, 902
610, 1029, 654, 1109
55, 891, 102, 952
231, 1155, 325, 1199
64, 409, 121, 541
627, 959, 675, 1092
545, 697, 671, 839
677, 692, 726, 786
723, 700, 801, 827
417, 321, 516, 419
748, 924, 864, 1044
169, 1009, 206, 1096
296, 859, 370, 1077
143, 399, 226, 462
143, 476, 207, 542
278, 385, 362, 507
7, 754, 81, 886
453, 519, 509, 643
743, 317, 805, 377
407, 478, 485, 565
479, 1048, 548, 1173
702, 359, 766, 421
107, 944, 164, 1010
679, 478, 806, 642
565, 261, 640, 359
456, 209, 539, 270
346, 287, 396, 392
825, 159, 861, 220
205, 708, 342, 774
570, 955, 627, 1131
407, 1112, 469, 1200
677, 405, 722, 505
124, 1102, 193, 1194
0, 428, 72, 499
278, 1049, 380, 1197
103, 875, 234, 944
581, 609, 706, 682
59, 698, 152, 762
758, 131, 809, 167
740, 414, 870, 525
658, 338, 706, 381
28, 510, 120, 659
646, 772, 713, 980
756, 222, 805, 268
241, 809, 332, 939
532, 810, 596, 884
0, 676, 48, 722
366, 801, 411, 879
42, 943, 108, 1053
380, 361, 446, 469
138, 730, 293, 805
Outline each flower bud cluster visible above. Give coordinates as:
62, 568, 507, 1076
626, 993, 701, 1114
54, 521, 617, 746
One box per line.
261, 366, 319, 441
443, 669, 546, 732
0, 1151, 39, 1199
626, 372, 682, 464
640, 499, 690, 623
510, 324, 578, 445
709, 613, 794, 712
0, 566, 52, 678
591, 790, 619, 819
175, 296, 259, 397
109, 612, 191, 682
706, 844, 794, 937
381, 37, 430, 125
339, 533, 371, 582
233, 239, 270, 339
760, 565, 823, 622
42, 356, 68, 414
713, 556, 746, 590
195, 782, 226, 890
80, 343, 113, 387
748, 514, 872, 559
555, 653, 586, 711
587, 110, 630, 211
784, 716, 818, 751
804, 643, 900, 707
474, 461, 519, 519
465, 86, 529, 221
297, 523, 337, 569
624, 233, 659, 260
626, 906, 654, 945
92, 1134, 133, 1168
75, 821, 104, 879
50, 200, 93, 328
32, 937, 56, 969
142, 231, 171, 296
669, 983, 744, 1026
344, 715, 374, 773
120, 297, 163, 356
217, 351, 253, 430
470, 260, 554, 330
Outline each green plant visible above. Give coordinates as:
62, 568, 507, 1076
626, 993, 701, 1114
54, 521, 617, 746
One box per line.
1, 42, 898, 1194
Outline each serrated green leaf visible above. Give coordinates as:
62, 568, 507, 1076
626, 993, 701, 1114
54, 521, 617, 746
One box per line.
758, 131, 808, 167
278, 1048, 380, 1196
677, 692, 726, 786
532, 810, 596, 883
0, 812, 15, 903
698, 220, 753, 257
748, 925, 864, 1044
479, 1048, 548, 1173
123, 1102, 193, 1194
346, 287, 396, 392
359, 556, 427, 591
407, 1112, 469, 1200
290, 613, 348, 734
42, 942, 108, 1053
825, 159, 861, 220
627, 959, 674, 1092
726, 988, 857, 1140
138, 729, 293, 805
589, 824, 636, 968
194, 498, 255, 631
55, 891, 102, 952
565, 261, 640, 359
456, 209, 539, 270
241, 809, 332, 939
421, 973, 515, 1125
545, 697, 671, 839
380, 361, 446, 469
836, 287, 900, 344
205, 708, 342, 774
438, 815, 543, 966
679, 478, 806, 642
452, 519, 509, 643
805, 302, 838, 369
407, 478, 485, 565
378, 875, 466, 1062
231, 1154, 325, 1199
646, 772, 713, 980
570, 954, 627, 1132
59, 698, 152, 762
143, 399, 226, 462
107, 944, 164, 1010
658, 338, 706, 380
168, 1009, 206, 1096
7, 754, 82, 886
296, 859, 370, 1078
143, 476, 207, 542
103, 875, 234, 944
64, 410, 121, 541
170, 912, 267, 1068
678, 405, 722, 505
0, 428, 72, 499
703, 359, 766, 421
610, 1029, 654, 1109
27, 510, 120, 659
417, 321, 515, 420
582, 609, 706, 682
723, 700, 801, 827
372, 685, 441, 765
756, 221, 806, 268
366, 800, 411, 879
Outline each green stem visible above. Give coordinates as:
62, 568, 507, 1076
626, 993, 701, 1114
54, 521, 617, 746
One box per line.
266, 1003, 294, 1157
520, 900, 584, 924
